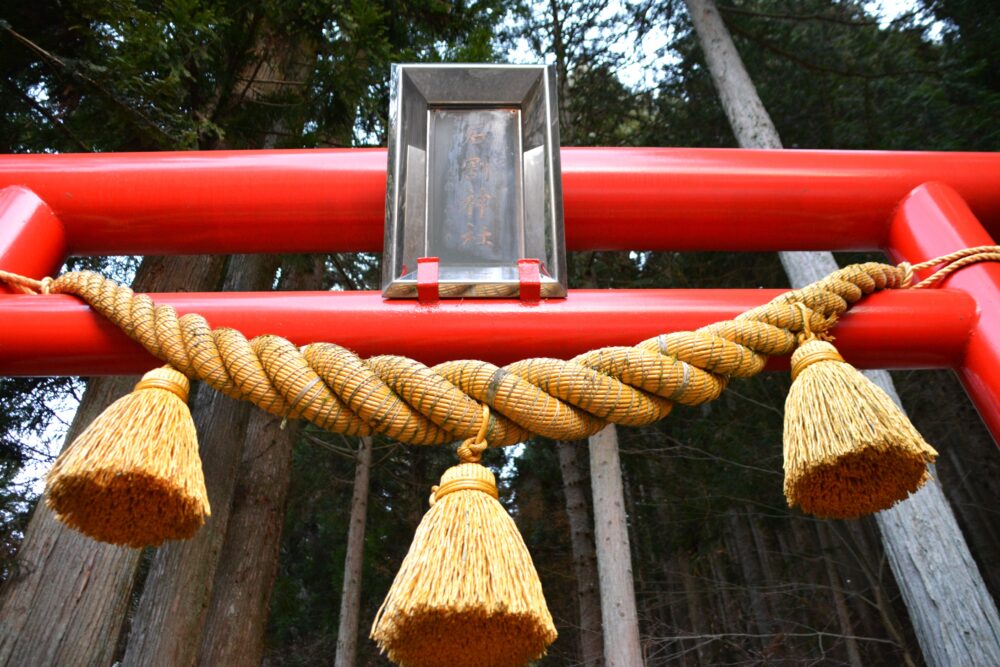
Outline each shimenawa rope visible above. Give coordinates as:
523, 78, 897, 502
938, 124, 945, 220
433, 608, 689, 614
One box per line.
3, 248, 994, 446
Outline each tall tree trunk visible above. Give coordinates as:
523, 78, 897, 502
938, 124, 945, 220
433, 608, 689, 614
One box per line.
677, 549, 707, 666
195, 256, 325, 667
0, 255, 227, 667
589, 425, 643, 666
877, 464, 1000, 666
683, 0, 780, 151
122, 255, 279, 667
682, 1, 1000, 664
195, 407, 300, 665
706, 547, 733, 635
724, 509, 772, 646
126, 25, 319, 665
334, 435, 374, 667
557, 440, 604, 667
840, 519, 919, 667
816, 522, 863, 667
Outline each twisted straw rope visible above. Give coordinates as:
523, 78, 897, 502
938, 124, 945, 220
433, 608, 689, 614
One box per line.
0, 263, 908, 446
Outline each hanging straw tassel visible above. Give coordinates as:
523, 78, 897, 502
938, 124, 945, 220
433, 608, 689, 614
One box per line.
783, 332, 938, 519
46, 366, 210, 548
371, 406, 556, 667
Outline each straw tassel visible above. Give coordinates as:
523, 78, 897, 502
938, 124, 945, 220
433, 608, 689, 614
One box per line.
371, 407, 556, 667
46, 366, 210, 548
783, 338, 938, 519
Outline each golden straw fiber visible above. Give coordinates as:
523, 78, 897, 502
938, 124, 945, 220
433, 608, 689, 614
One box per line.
783, 339, 938, 519
46, 366, 210, 548
371, 460, 556, 667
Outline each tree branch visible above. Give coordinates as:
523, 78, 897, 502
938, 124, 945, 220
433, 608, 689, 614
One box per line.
717, 4, 880, 27
728, 22, 940, 80
1, 78, 92, 151
1, 22, 178, 148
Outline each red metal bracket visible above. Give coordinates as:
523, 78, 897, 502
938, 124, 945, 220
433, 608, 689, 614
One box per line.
417, 257, 439, 305
518, 259, 541, 304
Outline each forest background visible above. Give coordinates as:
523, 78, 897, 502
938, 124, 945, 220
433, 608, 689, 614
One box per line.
1, 0, 998, 665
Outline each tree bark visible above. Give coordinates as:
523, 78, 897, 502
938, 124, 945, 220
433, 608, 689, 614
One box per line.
333, 436, 374, 667
0, 255, 227, 667
683, 0, 781, 151
724, 509, 772, 646
195, 256, 326, 667
122, 255, 279, 667
195, 410, 299, 665
677, 549, 707, 666
816, 522, 863, 667
877, 461, 1000, 665
125, 22, 319, 665
589, 425, 643, 667
557, 440, 604, 667
683, 0, 1000, 664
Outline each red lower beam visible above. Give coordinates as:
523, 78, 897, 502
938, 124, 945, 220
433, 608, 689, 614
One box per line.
0, 288, 974, 376
886, 182, 1000, 445
0, 148, 997, 255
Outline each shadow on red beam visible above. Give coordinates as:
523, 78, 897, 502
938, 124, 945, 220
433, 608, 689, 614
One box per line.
0, 289, 974, 376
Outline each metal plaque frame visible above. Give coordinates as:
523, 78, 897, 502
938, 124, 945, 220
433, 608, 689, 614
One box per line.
381, 63, 566, 298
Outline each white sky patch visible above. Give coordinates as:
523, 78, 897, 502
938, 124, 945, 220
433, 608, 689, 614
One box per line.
865, 0, 946, 41
16, 399, 78, 497
505, 3, 678, 92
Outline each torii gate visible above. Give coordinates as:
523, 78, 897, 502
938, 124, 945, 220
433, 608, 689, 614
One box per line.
1, 147, 999, 664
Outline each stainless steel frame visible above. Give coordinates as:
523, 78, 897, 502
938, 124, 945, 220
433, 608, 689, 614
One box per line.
381, 63, 566, 298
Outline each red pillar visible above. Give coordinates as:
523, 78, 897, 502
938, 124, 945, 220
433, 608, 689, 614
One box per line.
886, 182, 1000, 446
0, 186, 66, 293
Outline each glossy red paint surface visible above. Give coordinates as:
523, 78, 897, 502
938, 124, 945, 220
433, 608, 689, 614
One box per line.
0, 187, 66, 293
887, 183, 1000, 445
0, 148, 998, 255
0, 288, 974, 376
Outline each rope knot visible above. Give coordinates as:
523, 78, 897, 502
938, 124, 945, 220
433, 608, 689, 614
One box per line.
898, 262, 914, 288
793, 302, 816, 346
456, 404, 491, 464
430, 463, 499, 506
790, 339, 845, 381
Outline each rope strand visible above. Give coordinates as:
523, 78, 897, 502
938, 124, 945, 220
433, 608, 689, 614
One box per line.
903, 245, 1000, 290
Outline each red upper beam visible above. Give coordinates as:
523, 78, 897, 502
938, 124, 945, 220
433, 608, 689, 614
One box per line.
0, 148, 997, 255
